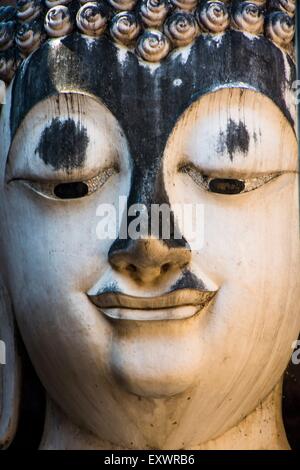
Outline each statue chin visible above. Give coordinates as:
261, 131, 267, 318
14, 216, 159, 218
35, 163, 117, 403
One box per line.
109, 318, 203, 398
111, 363, 195, 399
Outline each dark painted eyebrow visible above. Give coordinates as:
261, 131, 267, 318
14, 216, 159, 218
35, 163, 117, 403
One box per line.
216, 119, 250, 161
35, 118, 89, 172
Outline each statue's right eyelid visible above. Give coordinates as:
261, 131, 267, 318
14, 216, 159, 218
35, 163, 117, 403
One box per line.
9, 167, 118, 200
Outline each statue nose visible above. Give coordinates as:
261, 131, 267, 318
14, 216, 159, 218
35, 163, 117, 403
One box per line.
108, 238, 191, 285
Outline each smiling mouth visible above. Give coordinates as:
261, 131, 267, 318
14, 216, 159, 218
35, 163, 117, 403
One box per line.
88, 288, 217, 321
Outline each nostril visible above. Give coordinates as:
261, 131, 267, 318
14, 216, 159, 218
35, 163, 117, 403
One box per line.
180, 262, 189, 270
161, 263, 171, 274
126, 264, 137, 273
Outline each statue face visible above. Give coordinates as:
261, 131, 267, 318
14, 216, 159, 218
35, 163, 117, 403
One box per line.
0, 83, 299, 448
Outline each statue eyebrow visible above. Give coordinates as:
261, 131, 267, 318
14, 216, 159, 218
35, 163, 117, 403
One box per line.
216, 119, 250, 161
34, 117, 89, 172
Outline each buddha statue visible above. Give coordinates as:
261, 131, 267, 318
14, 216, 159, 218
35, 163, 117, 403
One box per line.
0, 0, 298, 450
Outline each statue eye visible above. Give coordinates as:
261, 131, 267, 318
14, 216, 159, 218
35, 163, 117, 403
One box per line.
180, 165, 279, 195
14, 167, 118, 200
208, 178, 245, 195
53, 182, 89, 199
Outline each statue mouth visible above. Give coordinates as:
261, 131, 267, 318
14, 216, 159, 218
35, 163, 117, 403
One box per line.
87, 288, 217, 321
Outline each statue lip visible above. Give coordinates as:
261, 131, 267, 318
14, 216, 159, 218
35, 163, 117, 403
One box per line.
88, 288, 217, 321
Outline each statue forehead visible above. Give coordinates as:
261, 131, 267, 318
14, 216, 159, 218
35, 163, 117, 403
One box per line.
11, 32, 295, 152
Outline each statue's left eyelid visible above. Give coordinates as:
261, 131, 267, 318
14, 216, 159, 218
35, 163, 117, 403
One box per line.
180, 165, 281, 195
